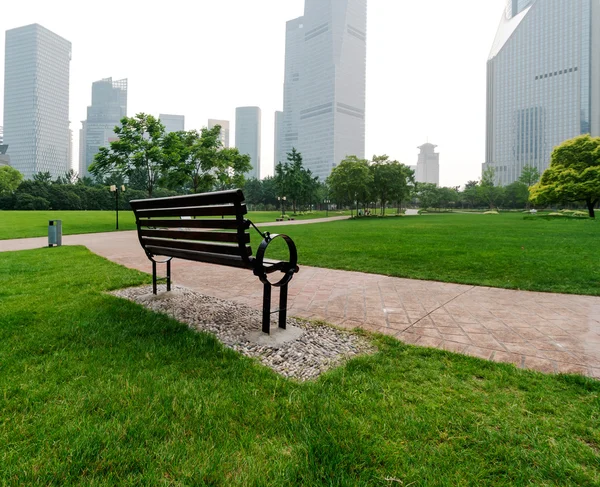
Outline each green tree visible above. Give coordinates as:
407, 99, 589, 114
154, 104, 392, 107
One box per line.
0, 166, 24, 196
518, 165, 540, 187
503, 181, 529, 209
162, 126, 227, 194
33, 172, 52, 184
530, 134, 600, 217
478, 167, 503, 209
461, 180, 481, 208
326, 155, 372, 217
90, 113, 168, 197
370, 156, 414, 215
212, 148, 251, 190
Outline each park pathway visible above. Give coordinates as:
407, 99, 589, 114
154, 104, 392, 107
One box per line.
2, 223, 599, 380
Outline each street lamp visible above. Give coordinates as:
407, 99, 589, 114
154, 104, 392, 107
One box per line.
324, 199, 330, 217
110, 185, 126, 230
277, 196, 287, 218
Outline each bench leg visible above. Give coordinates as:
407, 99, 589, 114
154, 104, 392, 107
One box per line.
262, 282, 272, 334
278, 283, 288, 330
152, 261, 157, 295
166, 260, 171, 292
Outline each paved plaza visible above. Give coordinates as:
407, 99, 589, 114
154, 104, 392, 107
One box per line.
2, 227, 600, 379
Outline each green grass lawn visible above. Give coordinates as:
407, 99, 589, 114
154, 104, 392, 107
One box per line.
260, 213, 600, 296
0, 247, 599, 485
0, 210, 349, 240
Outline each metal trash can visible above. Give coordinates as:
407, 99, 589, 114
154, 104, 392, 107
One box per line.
48, 220, 62, 247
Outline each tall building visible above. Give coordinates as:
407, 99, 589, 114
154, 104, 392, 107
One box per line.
274, 111, 284, 167
235, 107, 262, 180
280, 0, 367, 180
0, 126, 3, 144
160, 114, 185, 133
208, 119, 230, 148
486, 0, 600, 185
3, 24, 71, 179
81, 77, 128, 177
415, 143, 440, 186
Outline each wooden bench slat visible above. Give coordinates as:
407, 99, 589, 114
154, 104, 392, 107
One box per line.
140, 229, 250, 244
142, 237, 252, 257
145, 246, 250, 269
135, 204, 247, 219
136, 218, 246, 230
130, 189, 245, 210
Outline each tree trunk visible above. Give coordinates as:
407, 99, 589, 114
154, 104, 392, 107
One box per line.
586, 199, 597, 218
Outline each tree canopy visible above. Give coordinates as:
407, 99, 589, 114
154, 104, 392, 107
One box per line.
530, 134, 600, 217
90, 113, 167, 197
0, 166, 24, 196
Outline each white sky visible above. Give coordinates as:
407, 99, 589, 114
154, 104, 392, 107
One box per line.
0, 0, 507, 187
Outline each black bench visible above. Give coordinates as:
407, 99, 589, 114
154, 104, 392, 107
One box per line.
129, 189, 299, 334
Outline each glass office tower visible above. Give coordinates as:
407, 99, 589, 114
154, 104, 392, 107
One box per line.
281, 0, 367, 181
82, 77, 128, 177
3, 24, 71, 179
485, 0, 600, 185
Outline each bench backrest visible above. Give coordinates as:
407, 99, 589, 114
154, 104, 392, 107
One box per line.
129, 189, 254, 269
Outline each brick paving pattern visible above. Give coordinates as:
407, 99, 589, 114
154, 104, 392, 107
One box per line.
2, 229, 599, 379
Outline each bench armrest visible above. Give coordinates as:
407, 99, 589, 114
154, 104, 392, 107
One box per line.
253, 233, 299, 287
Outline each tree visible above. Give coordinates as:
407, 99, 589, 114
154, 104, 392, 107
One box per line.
0, 166, 24, 196
370, 156, 414, 215
90, 113, 168, 197
33, 172, 52, 184
503, 181, 529, 209
518, 165, 540, 188
163, 126, 225, 194
326, 155, 372, 217
461, 180, 481, 208
530, 134, 600, 218
478, 167, 503, 209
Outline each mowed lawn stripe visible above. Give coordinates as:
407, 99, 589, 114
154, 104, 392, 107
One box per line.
260, 213, 599, 295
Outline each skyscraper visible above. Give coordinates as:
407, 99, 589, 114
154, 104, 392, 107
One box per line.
208, 119, 230, 148
415, 143, 440, 186
82, 77, 127, 177
159, 114, 185, 134
3, 24, 71, 179
274, 111, 284, 168
485, 0, 600, 185
281, 0, 367, 180
235, 107, 262, 180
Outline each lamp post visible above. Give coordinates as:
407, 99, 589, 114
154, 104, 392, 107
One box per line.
277, 196, 287, 218
110, 185, 125, 230
324, 199, 330, 217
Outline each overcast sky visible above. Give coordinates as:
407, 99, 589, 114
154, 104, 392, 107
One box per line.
0, 0, 507, 187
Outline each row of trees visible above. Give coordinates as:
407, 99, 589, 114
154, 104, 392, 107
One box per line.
0, 169, 178, 211
91, 113, 251, 197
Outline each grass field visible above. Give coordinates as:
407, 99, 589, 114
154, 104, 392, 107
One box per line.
260, 213, 600, 296
0, 210, 349, 240
0, 247, 598, 485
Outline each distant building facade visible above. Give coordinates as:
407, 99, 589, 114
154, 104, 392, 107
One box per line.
0, 143, 10, 167
280, 0, 367, 180
81, 78, 128, 177
160, 114, 185, 133
208, 119, 230, 148
3, 24, 71, 179
486, 0, 600, 185
235, 107, 262, 180
274, 111, 284, 167
415, 143, 440, 186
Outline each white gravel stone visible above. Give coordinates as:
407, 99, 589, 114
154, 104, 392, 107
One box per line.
110, 285, 377, 381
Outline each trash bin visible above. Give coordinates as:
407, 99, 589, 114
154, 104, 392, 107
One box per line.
48, 220, 62, 247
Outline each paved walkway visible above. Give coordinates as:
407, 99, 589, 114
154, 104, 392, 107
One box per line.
2, 227, 599, 379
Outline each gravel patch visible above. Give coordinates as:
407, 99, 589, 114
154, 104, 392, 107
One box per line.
111, 285, 377, 381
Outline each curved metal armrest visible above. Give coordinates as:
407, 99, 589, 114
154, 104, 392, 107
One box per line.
253, 233, 299, 287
